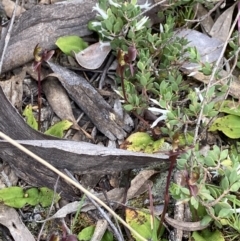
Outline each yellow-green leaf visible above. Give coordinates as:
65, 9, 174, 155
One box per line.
78, 226, 113, 241
124, 132, 165, 153
209, 115, 240, 139
22, 105, 38, 130
39, 187, 60, 207
44, 120, 72, 138
125, 208, 159, 241
215, 100, 240, 117
192, 229, 225, 241
55, 36, 88, 56
0, 187, 60, 208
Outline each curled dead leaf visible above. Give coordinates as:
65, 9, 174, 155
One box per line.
165, 214, 210, 231
2, 0, 25, 18
42, 76, 79, 130
0, 69, 25, 110
74, 42, 111, 69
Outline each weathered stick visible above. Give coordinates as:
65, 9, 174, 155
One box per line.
1, 0, 97, 73
0, 86, 168, 199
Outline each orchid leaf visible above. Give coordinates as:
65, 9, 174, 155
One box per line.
22, 105, 38, 130
55, 36, 88, 56
44, 120, 73, 138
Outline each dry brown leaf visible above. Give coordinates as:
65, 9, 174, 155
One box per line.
127, 170, 158, 200
182, 68, 240, 100
196, 4, 214, 35
25, 63, 51, 81
0, 69, 25, 110
176, 29, 223, 69
47, 61, 128, 140
39, 0, 50, 4
209, 4, 236, 41
75, 42, 111, 70
2, 0, 25, 17
0, 204, 35, 241
42, 76, 80, 130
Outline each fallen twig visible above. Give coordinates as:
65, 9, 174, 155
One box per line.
0, 131, 148, 241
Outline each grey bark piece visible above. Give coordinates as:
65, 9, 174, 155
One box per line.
1, 0, 97, 73
0, 139, 168, 200
0, 140, 168, 174
47, 61, 129, 140
0, 204, 35, 241
0, 86, 168, 199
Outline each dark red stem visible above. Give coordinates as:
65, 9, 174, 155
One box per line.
120, 70, 128, 103
37, 65, 42, 131
158, 151, 178, 235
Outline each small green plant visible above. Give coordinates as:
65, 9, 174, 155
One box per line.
0, 186, 60, 208
170, 145, 240, 233
23, 104, 73, 138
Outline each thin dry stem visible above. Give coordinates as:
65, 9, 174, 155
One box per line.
193, 9, 240, 144
0, 131, 148, 241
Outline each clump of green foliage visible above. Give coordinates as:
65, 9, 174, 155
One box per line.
89, 0, 217, 139
89, 0, 240, 239
171, 145, 240, 234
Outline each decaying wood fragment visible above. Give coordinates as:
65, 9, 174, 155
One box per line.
1, 0, 97, 73
47, 62, 130, 140
0, 86, 168, 199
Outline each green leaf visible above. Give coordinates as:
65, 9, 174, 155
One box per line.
44, 120, 73, 138
192, 229, 224, 241
180, 187, 190, 195
77, 226, 113, 241
0, 187, 25, 208
39, 187, 60, 207
190, 196, 199, 209
140, 75, 148, 86
124, 104, 134, 112
104, 19, 113, 32
114, 17, 123, 33
55, 36, 88, 56
125, 208, 159, 241
0, 187, 59, 208
200, 216, 212, 226
209, 115, 240, 138
220, 176, 229, 190
137, 61, 144, 71
204, 156, 215, 167
177, 158, 187, 169
201, 62, 212, 75
22, 105, 38, 130
124, 132, 166, 154
215, 100, 240, 117
78, 226, 94, 241
24, 188, 39, 206
230, 182, 240, 192
229, 170, 238, 186
218, 208, 233, 218
220, 149, 228, 160
157, 100, 166, 109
